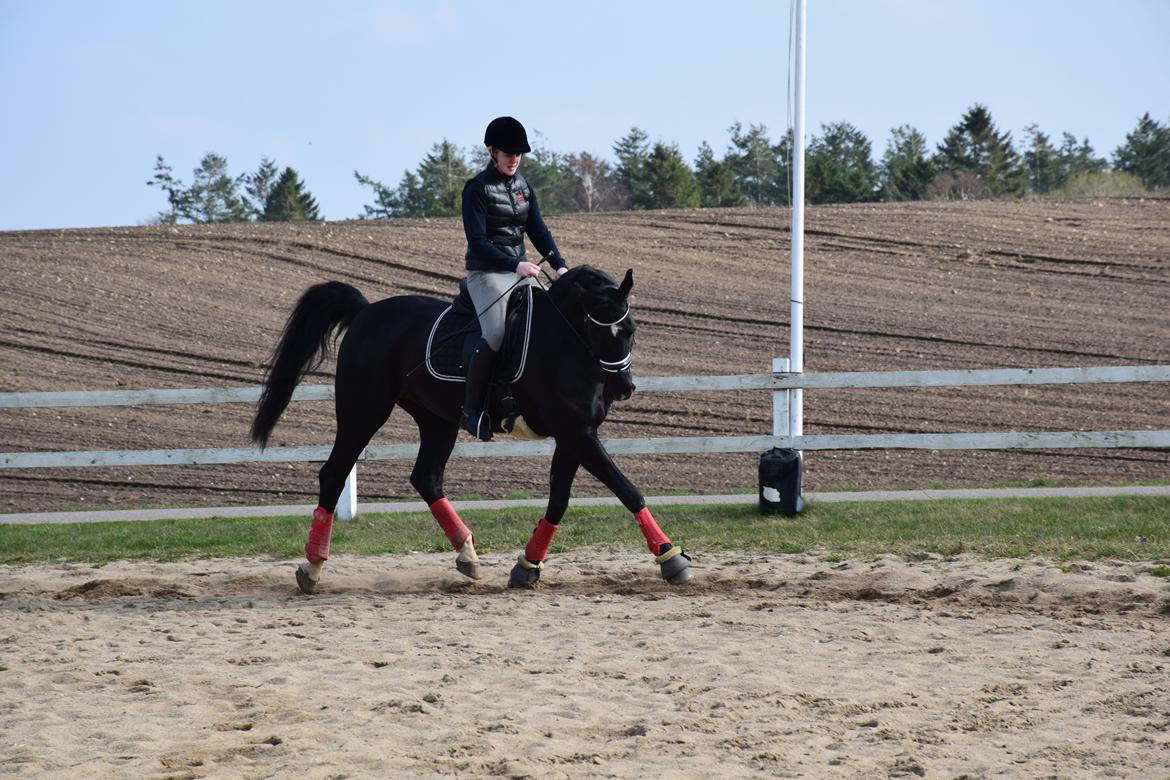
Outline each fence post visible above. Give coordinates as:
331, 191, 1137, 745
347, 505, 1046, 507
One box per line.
772, 357, 790, 439
338, 465, 357, 520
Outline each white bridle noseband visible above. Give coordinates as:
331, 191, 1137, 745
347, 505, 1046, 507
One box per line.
586, 305, 633, 373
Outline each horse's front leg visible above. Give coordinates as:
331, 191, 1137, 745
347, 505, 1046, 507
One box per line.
575, 431, 692, 584
407, 406, 481, 580
509, 443, 579, 589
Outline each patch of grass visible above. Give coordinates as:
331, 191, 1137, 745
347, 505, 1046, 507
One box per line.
1148, 565, 1170, 578
1, 495, 1167, 567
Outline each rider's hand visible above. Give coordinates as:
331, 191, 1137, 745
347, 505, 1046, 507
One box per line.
516, 261, 541, 278
556, 266, 569, 278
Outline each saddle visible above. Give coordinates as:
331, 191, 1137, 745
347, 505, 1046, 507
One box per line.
425, 280, 537, 434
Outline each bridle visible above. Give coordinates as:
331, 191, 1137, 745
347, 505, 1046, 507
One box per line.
584, 303, 634, 373
533, 262, 635, 376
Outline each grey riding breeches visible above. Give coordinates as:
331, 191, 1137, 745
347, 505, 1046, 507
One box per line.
465, 270, 538, 351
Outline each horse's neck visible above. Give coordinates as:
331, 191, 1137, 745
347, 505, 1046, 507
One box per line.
538, 295, 594, 366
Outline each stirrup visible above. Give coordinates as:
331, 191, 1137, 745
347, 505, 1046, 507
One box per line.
461, 409, 493, 441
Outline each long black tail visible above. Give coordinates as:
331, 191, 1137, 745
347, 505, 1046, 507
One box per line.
251, 281, 369, 448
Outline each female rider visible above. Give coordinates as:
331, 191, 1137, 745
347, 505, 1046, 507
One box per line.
460, 116, 569, 440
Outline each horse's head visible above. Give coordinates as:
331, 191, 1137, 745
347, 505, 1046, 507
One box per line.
558, 267, 637, 401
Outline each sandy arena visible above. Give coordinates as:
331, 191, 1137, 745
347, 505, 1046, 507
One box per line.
2, 551, 1168, 778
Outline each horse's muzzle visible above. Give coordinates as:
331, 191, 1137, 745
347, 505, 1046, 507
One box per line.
616, 372, 636, 401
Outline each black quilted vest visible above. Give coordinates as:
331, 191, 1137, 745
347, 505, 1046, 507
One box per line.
467, 164, 531, 262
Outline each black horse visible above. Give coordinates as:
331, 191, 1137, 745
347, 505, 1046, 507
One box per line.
251, 265, 691, 592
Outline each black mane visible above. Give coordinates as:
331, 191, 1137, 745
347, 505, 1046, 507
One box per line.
548, 264, 617, 306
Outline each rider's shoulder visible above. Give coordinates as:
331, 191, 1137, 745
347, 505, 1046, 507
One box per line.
463, 172, 487, 198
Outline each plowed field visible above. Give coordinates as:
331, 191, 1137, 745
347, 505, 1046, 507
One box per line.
2, 198, 1168, 512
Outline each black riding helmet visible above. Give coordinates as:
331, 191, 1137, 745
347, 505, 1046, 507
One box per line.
484, 116, 531, 154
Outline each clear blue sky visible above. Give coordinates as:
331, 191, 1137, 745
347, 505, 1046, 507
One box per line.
1, 0, 1167, 231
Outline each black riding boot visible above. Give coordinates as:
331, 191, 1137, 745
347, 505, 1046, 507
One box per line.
461, 338, 498, 441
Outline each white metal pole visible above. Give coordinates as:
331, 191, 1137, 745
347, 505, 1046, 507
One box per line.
790, 0, 807, 443
772, 357, 790, 438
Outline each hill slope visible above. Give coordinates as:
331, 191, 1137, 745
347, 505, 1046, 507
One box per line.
2, 199, 1168, 512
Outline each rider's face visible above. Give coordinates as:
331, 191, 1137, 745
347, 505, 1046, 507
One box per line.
492, 148, 522, 176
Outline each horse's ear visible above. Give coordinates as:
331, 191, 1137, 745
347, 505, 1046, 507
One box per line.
618, 269, 633, 299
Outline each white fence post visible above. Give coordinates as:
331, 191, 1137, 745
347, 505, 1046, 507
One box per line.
772, 357, 790, 439
338, 466, 357, 520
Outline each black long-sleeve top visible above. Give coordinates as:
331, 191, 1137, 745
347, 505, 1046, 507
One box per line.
462, 171, 564, 273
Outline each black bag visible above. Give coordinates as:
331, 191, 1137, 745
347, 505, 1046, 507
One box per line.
758, 447, 804, 515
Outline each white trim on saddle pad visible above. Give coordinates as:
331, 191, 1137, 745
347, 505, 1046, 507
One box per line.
425, 285, 534, 384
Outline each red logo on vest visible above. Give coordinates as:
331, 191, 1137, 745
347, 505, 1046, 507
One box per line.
514, 189, 526, 204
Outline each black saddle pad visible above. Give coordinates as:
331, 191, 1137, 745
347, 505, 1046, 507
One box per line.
425, 280, 534, 383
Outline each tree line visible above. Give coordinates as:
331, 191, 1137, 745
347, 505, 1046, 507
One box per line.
148, 106, 1170, 224
148, 155, 319, 224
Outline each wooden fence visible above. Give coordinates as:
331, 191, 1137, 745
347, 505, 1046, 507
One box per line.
3, 364, 1169, 518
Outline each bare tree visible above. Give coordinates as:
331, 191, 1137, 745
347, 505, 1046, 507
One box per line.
566, 152, 624, 212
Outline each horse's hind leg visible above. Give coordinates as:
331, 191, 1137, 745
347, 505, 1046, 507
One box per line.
297, 375, 396, 594
510, 443, 578, 589
403, 404, 480, 579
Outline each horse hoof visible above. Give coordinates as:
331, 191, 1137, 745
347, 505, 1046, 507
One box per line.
295, 563, 319, 595
456, 538, 481, 580
658, 548, 693, 585
508, 556, 543, 589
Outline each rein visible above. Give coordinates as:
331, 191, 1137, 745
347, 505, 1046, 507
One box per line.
403, 272, 531, 378
404, 261, 635, 381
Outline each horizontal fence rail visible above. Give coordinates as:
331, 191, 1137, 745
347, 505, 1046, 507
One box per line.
2, 431, 1168, 470
4, 364, 1170, 409
1, 365, 1168, 473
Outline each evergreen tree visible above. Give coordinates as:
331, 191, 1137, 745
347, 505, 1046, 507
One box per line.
354, 171, 397, 219
879, 125, 936, 201
725, 122, 788, 206
933, 104, 1025, 197
245, 157, 280, 219
261, 167, 321, 221
1113, 113, 1170, 190
1022, 125, 1062, 194
1058, 133, 1106, 179
1021, 128, 1105, 195
186, 153, 250, 223
694, 142, 743, 207
146, 155, 189, 224
148, 153, 250, 223
394, 171, 431, 218
613, 127, 653, 209
520, 135, 577, 214
356, 140, 472, 219
415, 139, 473, 216
643, 142, 700, 209
806, 121, 878, 204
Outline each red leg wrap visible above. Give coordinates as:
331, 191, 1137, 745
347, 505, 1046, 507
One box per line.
305, 506, 334, 564
524, 517, 558, 563
634, 507, 671, 554
430, 497, 472, 550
